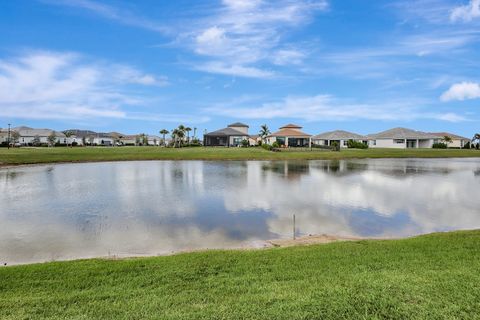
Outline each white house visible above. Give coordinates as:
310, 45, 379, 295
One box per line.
147, 135, 161, 146
368, 127, 437, 148
12, 126, 67, 146
429, 132, 470, 148
312, 130, 367, 148
92, 133, 114, 146
266, 124, 312, 147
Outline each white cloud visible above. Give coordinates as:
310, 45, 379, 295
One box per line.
0, 51, 205, 123
206, 94, 467, 122
440, 82, 480, 101
451, 0, 480, 22
42, 0, 169, 34
187, 0, 328, 77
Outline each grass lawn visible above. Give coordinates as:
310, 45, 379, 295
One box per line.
1, 146, 480, 166
1, 230, 479, 319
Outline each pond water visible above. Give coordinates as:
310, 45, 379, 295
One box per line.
1, 159, 480, 265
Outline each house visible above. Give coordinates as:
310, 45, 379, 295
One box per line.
312, 130, 367, 148
204, 122, 250, 147
12, 126, 67, 146
147, 135, 161, 146
429, 132, 470, 148
93, 133, 114, 146
0, 130, 8, 145
367, 127, 437, 148
266, 124, 311, 147
248, 134, 261, 146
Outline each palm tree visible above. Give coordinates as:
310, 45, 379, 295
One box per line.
473, 133, 480, 149
193, 127, 197, 139
185, 127, 192, 144
177, 125, 186, 145
64, 130, 73, 147
171, 129, 180, 148
259, 124, 270, 144
160, 129, 169, 146
443, 135, 453, 148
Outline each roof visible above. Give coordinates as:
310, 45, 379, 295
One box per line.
227, 122, 249, 128
367, 127, 436, 140
429, 132, 470, 140
204, 127, 249, 136
268, 128, 311, 138
12, 127, 66, 138
312, 130, 366, 140
280, 123, 302, 129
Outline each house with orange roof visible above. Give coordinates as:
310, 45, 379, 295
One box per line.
265, 124, 312, 147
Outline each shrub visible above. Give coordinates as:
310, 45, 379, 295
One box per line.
272, 141, 280, 148
347, 139, 368, 149
463, 141, 471, 149
331, 141, 340, 151
433, 142, 447, 149
72, 142, 78, 147
241, 139, 249, 147
261, 144, 273, 151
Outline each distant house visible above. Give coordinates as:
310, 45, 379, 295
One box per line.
429, 132, 470, 148
312, 130, 367, 148
204, 122, 250, 147
13, 126, 67, 146
248, 134, 261, 146
266, 124, 311, 147
367, 127, 437, 148
91, 133, 114, 146
0, 130, 8, 144
147, 135, 161, 146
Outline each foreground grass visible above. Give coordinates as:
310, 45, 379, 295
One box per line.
1, 231, 480, 319
1, 146, 479, 165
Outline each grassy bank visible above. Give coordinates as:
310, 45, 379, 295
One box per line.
1, 230, 480, 319
1, 146, 479, 165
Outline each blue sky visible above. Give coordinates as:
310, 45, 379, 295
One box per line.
1, 0, 480, 137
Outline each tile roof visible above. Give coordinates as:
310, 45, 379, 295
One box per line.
269, 128, 311, 137
367, 127, 436, 139
227, 122, 249, 128
280, 123, 302, 129
429, 132, 470, 140
312, 130, 366, 140
204, 127, 249, 136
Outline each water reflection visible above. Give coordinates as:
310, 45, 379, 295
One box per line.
0, 158, 479, 265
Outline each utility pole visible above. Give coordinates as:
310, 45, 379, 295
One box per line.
193, 127, 197, 140
7, 123, 11, 149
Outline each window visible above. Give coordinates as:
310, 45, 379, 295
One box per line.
371, 140, 376, 146
394, 139, 405, 144
343, 140, 348, 146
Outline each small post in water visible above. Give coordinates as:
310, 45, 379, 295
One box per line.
293, 214, 296, 240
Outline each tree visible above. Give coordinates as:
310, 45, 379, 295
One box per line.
142, 134, 148, 146
177, 125, 186, 145
160, 129, 169, 146
88, 136, 94, 146
82, 136, 87, 146
442, 135, 453, 148
11, 131, 20, 146
32, 135, 41, 147
47, 131, 57, 147
259, 124, 270, 144
64, 131, 73, 147
185, 127, 192, 144
473, 133, 480, 145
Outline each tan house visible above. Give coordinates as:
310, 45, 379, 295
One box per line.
430, 132, 470, 148
312, 130, 367, 148
266, 124, 312, 147
204, 122, 250, 147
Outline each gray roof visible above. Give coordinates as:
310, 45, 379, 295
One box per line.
368, 127, 437, 140
227, 122, 249, 128
12, 126, 66, 138
205, 127, 249, 136
312, 130, 366, 140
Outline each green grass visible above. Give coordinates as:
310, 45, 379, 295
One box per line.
1, 230, 480, 319
1, 146, 479, 165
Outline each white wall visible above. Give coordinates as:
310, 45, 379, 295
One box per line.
369, 139, 406, 148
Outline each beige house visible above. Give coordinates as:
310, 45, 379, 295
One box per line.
312, 130, 367, 148
266, 124, 312, 147
430, 132, 470, 148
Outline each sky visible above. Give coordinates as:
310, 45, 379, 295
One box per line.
1, 0, 480, 137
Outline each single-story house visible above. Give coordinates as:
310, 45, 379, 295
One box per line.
204, 122, 250, 147
312, 130, 367, 148
266, 124, 311, 147
429, 132, 470, 148
0, 130, 8, 144
12, 126, 67, 146
92, 133, 114, 146
367, 127, 437, 148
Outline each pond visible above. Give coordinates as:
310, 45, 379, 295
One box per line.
1, 159, 480, 265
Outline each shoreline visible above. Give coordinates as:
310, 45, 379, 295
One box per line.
1, 233, 395, 267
